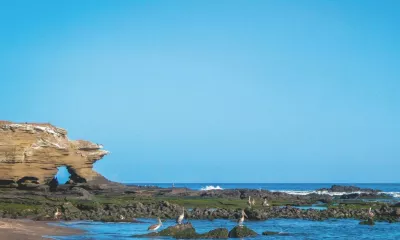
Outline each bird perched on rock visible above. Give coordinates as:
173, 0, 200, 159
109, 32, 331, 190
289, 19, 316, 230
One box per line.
54, 208, 62, 220
237, 210, 248, 226
148, 217, 162, 231
368, 207, 375, 219
176, 207, 185, 224
262, 198, 270, 207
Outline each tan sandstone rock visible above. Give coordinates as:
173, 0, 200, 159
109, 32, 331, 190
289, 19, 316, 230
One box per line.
0, 121, 109, 186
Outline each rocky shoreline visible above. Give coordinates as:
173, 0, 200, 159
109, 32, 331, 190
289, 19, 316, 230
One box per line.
0, 122, 399, 226
0, 182, 399, 224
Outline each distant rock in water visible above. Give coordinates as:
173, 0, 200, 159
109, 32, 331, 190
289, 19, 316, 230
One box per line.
359, 218, 375, 225
262, 231, 280, 235
228, 226, 258, 238
317, 185, 381, 193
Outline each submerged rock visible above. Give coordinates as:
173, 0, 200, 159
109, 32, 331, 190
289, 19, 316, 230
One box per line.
359, 218, 375, 225
262, 231, 280, 235
228, 226, 258, 238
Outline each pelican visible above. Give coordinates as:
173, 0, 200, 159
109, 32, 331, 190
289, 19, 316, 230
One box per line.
237, 210, 248, 226
148, 217, 162, 231
368, 207, 375, 219
54, 208, 62, 220
176, 207, 185, 224
262, 198, 269, 207
247, 196, 252, 207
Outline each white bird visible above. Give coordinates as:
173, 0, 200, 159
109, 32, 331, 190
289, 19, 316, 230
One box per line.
148, 217, 162, 231
262, 198, 270, 207
237, 210, 248, 226
54, 208, 62, 220
368, 207, 375, 219
251, 198, 256, 206
119, 215, 125, 221
247, 196, 252, 207
176, 207, 185, 224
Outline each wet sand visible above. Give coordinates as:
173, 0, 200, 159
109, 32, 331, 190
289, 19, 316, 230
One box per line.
0, 218, 82, 240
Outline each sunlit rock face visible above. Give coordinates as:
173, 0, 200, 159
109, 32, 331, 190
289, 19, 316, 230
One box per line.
0, 121, 109, 187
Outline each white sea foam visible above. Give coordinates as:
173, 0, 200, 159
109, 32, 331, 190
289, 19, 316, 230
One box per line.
271, 190, 400, 198
200, 185, 223, 191
384, 192, 400, 198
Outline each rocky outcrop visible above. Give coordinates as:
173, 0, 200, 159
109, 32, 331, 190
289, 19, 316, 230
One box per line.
0, 121, 109, 187
228, 226, 258, 238
134, 223, 229, 239
317, 185, 381, 193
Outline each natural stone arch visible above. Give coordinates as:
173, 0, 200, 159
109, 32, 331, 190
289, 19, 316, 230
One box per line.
0, 122, 109, 187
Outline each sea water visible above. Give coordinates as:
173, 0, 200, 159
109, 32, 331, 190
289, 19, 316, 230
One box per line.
48, 183, 400, 239
127, 183, 400, 198
49, 218, 400, 240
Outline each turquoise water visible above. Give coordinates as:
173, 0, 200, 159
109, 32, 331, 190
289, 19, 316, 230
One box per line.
49, 218, 400, 239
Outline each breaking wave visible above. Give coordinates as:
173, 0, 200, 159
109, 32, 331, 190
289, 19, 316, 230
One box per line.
271, 190, 400, 198
384, 192, 400, 198
200, 185, 223, 191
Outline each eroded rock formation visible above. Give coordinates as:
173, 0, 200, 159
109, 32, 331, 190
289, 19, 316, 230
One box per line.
0, 121, 109, 187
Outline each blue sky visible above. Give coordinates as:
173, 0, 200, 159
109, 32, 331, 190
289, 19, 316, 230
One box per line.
1, 1, 399, 183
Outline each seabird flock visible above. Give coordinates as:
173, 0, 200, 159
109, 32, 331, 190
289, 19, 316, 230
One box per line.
145, 196, 271, 231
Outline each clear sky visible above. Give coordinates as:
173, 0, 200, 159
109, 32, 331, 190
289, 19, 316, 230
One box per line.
1, 0, 399, 183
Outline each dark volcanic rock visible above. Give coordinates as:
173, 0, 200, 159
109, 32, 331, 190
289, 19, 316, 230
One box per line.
340, 193, 383, 200
228, 226, 258, 238
359, 218, 375, 225
262, 231, 280, 235
139, 223, 197, 238
201, 228, 229, 238
133, 223, 228, 239
317, 185, 381, 193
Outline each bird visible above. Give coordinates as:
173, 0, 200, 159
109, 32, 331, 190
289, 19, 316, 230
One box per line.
247, 196, 252, 207
119, 215, 125, 221
54, 208, 62, 220
176, 207, 185, 224
148, 217, 162, 231
368, 207, 375, 219
262, 198, 270, 207
237, 210, 248, 226
251, 198, 256, 206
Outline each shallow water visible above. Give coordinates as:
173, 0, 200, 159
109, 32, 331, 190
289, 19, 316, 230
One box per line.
49, 218, 400, 240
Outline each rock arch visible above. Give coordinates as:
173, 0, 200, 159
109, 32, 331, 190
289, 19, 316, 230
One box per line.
0, 122, 109, 187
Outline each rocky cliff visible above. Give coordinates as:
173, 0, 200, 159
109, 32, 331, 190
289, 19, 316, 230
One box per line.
0, 121, 109, 187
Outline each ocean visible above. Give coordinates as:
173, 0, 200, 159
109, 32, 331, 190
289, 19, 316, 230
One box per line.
48, 183, 400, 239
127, 183, 400, 198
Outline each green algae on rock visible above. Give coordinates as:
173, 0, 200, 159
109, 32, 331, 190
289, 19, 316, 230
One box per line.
228, 226, 258, 238
133, 223, 229, 239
